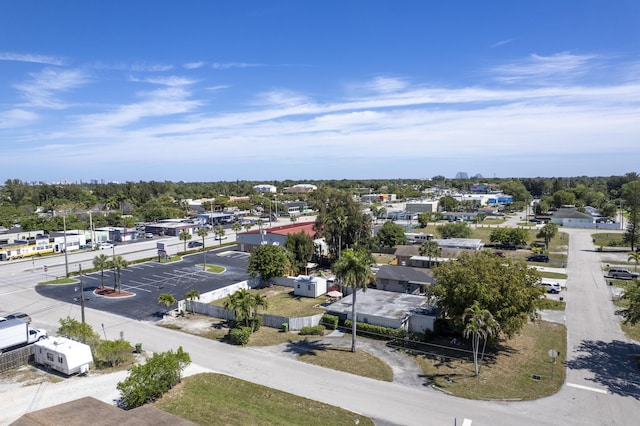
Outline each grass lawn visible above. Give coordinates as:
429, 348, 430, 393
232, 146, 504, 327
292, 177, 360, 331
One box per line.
413, 320, 566, 400
535, 298, 566, 311
155, 373, 374, 426
197, 264, 225, 273
612, 295, 640, 342
248, 326, 309, 346
592, 232, 624, 248
372, 252, 395, 264
38, 277, 76, 285
211, 285, 326, 317
298, 345, 393, 382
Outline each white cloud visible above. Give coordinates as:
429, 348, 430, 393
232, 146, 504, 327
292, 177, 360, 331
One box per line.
211, 62, 264, 70
130, 63, 174, 72
139, 76, 198, 87
183, 61, 206, 69
489, 52, 600, 85
0, 52, 66, 66
14, 68, 90, 109
0, 109, 38, 128
491, 39, 514, 48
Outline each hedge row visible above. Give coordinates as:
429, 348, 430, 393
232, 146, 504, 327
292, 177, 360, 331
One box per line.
299, 325, 326, 336
344, 320, 406, 339
320, 314, 338, 330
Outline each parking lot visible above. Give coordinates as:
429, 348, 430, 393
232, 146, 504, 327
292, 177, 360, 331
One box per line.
36, 249, 250, 321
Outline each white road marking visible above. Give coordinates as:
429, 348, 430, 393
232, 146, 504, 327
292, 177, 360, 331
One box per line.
462, 419, 472, 426
567, 383, 608, 394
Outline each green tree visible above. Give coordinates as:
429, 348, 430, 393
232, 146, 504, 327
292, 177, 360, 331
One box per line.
179, 230, 192, 252
462, 301, 500, 377
375, 221, 407, 248
92, 253, 110, 289
622, 181, 640, 251
332, 249, 375, 352
197, 227, 208, 250
552, 189, 577, 208
417, 212, 439, 228
439, 196, 459, 212
285, 232, 315, 275
117, 347, 191, 409
419, 240, 441, 268
109, 255, 128, 293
95, 339, 132, 368
184, 289, 200, 313
248, 244, 291, 284
251, 293, 269, 332
616, 280, 640, 325
433, 251, 543, 338
537, 222, 559, 249
224, 288, 253, 326
438, 222, 472, 239
57, 316, 100, 347
214, 225, 226, 245
158, 293, 177, 311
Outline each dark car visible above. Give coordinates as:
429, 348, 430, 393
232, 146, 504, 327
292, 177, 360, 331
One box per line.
527, 254, 550, 263
188, 241, 203, 248
495, 243, 517, 250
6, 312, 31, 323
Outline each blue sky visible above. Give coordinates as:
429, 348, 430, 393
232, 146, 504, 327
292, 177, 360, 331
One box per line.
1, 1, 639, 183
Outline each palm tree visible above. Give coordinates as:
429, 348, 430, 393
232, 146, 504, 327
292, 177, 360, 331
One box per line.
197, 227, 208, 250
251, 293, 269, 332
214, 225, 226, 246
224, 288, 253, 327
92, 254, 110, 289
332, 249, 375, 352
179, 230, 192, 253
629, 251, 640, 272
109, 255, 129, 293
244, 223, 253, 233
536, 222, 559, 249
289, 215, 298, 224
231, 221, 242, 239
328, 208, 348, 258
184, 289, 200, 313
158, 293, 177, 313
419, 240, 441, 268
462, 301, 500, 377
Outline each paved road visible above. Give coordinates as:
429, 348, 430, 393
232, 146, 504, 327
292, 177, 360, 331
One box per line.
2, 226, 640, 425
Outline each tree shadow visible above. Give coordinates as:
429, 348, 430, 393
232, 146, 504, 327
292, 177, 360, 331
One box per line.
566, 339, 640, 398
283, 339, 333, 356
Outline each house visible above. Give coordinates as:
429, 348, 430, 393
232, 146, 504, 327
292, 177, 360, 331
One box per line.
283, 184, 317, 194
324, 288, 436, 333
293, 275, 327, 298
405, 200, 439, 214
11, 396, 197, 426
236, 221, 316, 253
375, 264, 435, 294
550, 206, 596, 228
394, 245, 458, 268
253, 184, 277, 193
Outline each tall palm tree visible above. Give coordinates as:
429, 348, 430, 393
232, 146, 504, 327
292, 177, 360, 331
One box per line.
332, 249, 375, 352
629, 251, 640, 272
184, 289, 200, 313
197, 227, 208, 250
328, 208, 348, 258
109, 255, 129, 293
224, 288, 253, 327
179, 230, 192, 253
244, 222, 253, 233
419, 240, 441, 268
214, 225, 226, 246
462, 301, 500, 377
92, 253, 110, 289
231, 222, 242, 239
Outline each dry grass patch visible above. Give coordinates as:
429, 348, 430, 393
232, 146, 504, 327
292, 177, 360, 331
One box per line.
413, 321, 566, 400
155, 372, 374, 426
248, 326, 309, 346
298, 345, 393, 382
212, 285, 326, 317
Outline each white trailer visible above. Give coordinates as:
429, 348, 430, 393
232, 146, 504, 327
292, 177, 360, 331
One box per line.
33, 337, 93, 375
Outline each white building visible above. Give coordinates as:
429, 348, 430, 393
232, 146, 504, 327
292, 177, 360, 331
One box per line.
293, 275, 327, 298
253, 184, 277, 193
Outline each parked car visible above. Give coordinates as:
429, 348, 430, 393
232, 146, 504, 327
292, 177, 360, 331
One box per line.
144, 233, 154, 239
188, 241, 203, 248
541, 281, 561, 294
608, 268, 640, 279
6, 312, 31, 323
98, 242, 113, 250
215, 235, 228, 240
495, 243, 517, 250
527, 254, 550, 263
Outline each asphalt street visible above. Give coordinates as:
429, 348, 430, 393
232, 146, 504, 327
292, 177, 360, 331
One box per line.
2, 224, 640, 425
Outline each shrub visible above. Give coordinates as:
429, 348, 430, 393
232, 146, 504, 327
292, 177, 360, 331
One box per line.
228, 327, 252, 346
344, 320, 406, 340
251, 315, 263, 332
320, 314, 338, 330
299, 325, 326, 336
95, 339, 133, 368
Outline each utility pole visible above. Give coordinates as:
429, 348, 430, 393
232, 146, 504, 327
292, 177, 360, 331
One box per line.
79, 265, 85, 323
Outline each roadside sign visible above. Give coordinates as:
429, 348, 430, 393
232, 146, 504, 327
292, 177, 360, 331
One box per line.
43, 265, 48, 272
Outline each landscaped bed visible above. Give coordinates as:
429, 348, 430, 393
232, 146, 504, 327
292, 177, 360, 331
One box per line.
210, 285, 327, 317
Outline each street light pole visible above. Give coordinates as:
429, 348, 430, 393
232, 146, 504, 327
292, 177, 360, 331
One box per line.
63, 213, 69, 278
79, 265, 85, 323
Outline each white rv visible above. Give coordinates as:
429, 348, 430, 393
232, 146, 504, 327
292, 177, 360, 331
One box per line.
33, 337, 93, 375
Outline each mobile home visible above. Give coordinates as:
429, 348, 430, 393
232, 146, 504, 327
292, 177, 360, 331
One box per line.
34, 337, 93, 375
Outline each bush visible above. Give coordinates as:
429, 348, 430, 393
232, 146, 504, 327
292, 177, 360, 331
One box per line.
95, 339, 133, 368
320, 314, 338, 330
344, 320, 406, 340
228, 327, 252, 346
299, 325, 326, 336
250, 315, 263, 332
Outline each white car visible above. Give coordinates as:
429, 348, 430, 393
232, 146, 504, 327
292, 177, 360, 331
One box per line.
98, 242, 113, 250
541, 281, 561, 294
215, 235, 228, 240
